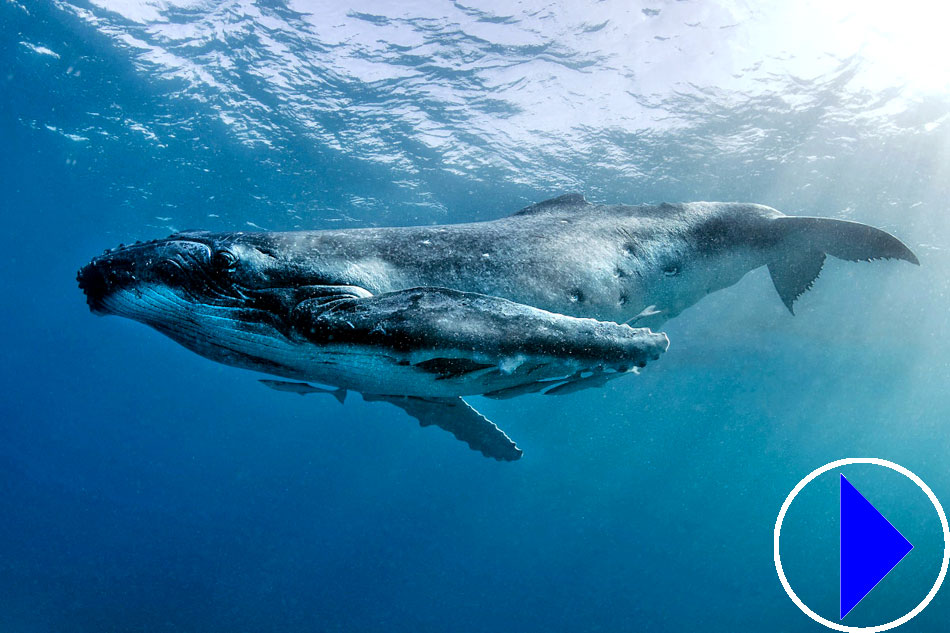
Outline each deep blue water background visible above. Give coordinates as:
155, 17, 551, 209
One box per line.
4, 1, 950, 631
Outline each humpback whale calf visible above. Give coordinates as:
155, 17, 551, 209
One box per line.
77, 195, 917, 460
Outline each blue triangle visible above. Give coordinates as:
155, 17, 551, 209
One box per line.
840, 474, 913, 619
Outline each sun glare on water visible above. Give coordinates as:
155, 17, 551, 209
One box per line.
772, 0, 950, 96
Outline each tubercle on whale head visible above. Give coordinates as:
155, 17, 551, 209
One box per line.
76, 230, 375, 380
75, 230, 368, 343
78, 233, 220, 315
79, 232, 279, 309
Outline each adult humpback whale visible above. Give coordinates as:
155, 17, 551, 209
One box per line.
77, 195, 918, 460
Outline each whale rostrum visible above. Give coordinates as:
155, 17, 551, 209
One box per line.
77, 195, 918, 460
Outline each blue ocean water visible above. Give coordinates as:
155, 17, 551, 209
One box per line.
3, 1, 950, 631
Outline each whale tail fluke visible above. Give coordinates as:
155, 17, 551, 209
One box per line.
767, 249, 826, 314
768, 216, 919, 314
776, 216, 919, 265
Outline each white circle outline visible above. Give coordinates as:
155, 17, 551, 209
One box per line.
774, 458, 950, 632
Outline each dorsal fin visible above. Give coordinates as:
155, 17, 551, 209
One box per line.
512, 193, 589, 216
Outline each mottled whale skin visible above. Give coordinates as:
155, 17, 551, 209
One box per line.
195, 194, 918, 327
77, 194, 918, 460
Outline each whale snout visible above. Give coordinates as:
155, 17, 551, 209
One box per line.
78, 237, 219, 316
77, 260, 111, 314
78, 251, 140, 315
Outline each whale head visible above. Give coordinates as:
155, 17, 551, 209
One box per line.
76, 231, 337, 374
76, 230, 391, 377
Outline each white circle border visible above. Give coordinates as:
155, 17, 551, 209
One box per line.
774, 457, 950, 632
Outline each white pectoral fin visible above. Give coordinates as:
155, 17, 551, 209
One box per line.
363, 394, 523, 461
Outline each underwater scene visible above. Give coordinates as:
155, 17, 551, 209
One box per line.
3, 1, 950, 631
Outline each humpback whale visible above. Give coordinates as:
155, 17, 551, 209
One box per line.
77, 195, 918, 460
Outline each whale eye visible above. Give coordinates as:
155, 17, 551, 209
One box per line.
212, 249, 238, 272
662, 263, 681, 277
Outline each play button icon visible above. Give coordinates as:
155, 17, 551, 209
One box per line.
775, 458, 950, 631
840, 474, 914, 619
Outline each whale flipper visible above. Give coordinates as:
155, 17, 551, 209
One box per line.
292, 286, 669, 391
363, 394, 522, 461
